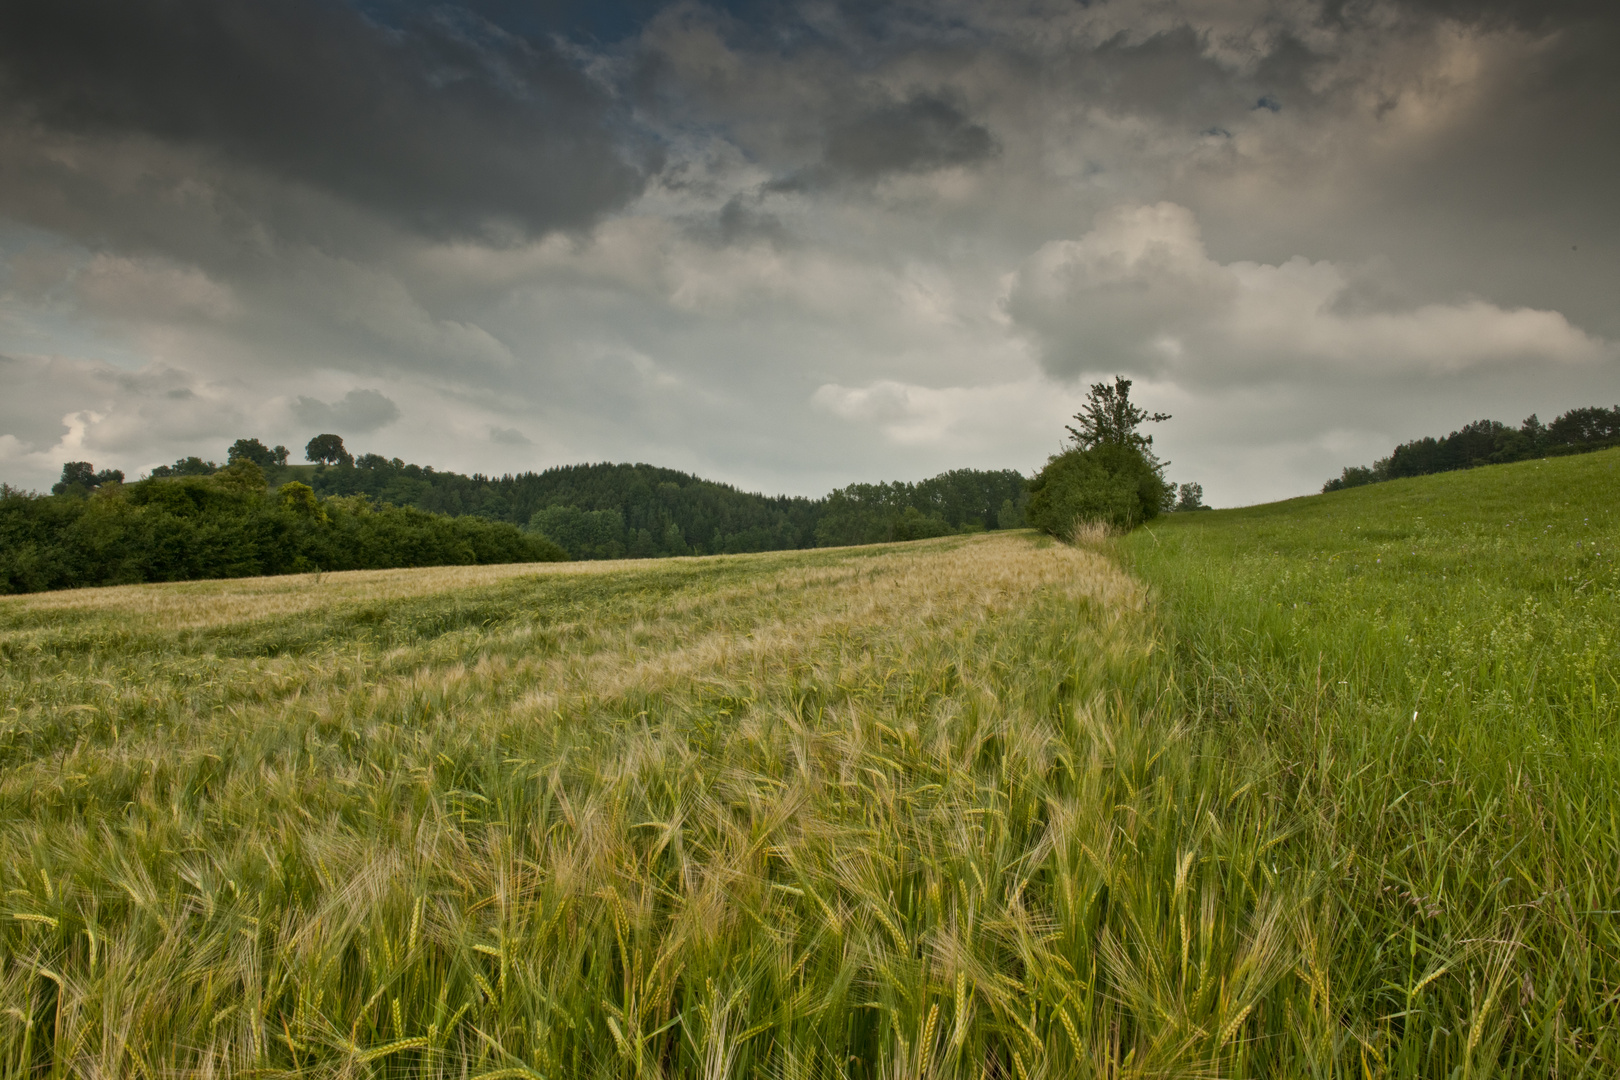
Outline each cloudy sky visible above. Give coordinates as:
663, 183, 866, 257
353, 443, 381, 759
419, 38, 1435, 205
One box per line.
1, 0, 1615, 505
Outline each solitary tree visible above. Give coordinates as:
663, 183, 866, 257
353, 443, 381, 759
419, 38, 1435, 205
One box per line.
305, 434, 353, 466
1027, 377, 1175, 535
1066, 376, 1171, 451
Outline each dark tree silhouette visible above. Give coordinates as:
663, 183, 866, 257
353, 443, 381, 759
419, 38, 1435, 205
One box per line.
305, 434, 353, 466
229, 438, 290, 468
51, 462, 123, 494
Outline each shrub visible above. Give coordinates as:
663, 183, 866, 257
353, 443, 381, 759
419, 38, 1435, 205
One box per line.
0, 472, 563, 594
1026, 442, 1169, 535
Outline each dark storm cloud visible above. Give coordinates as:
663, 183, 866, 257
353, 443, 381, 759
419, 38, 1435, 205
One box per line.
0, 0, 651, 240
1333, 0, 1613, 32
710, 195, 793, 246
3, 0, 1619, 507
755, 91, 998, 194
822, 94, 996, 179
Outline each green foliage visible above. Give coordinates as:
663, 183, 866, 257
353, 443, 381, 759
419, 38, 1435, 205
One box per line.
1122, 447, 1620, 1075
20, 443, 1030, 587
147, 456, 220, 478
1065, 374, 1172, 451
3, 449, 1619, 1075
0, 471, 562, 594
277, 480, 325, 520
313, 458, 1025, 555
1548, 405, 1620, 445
311, 459, 821, 556
1027, 442, 1169, 534
227, 437, 290, 468
888, 504, 953, 541
813, 469, 1026, 546
50, 462, 124, 495
1173, 481, 1209, 511
525, 505, 626, 560
304, 433, 353, 467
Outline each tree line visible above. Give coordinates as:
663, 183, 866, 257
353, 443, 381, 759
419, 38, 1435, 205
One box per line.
1322, 406, 1620, 493
4, 460, 563, 595
4, 435, 1039, 592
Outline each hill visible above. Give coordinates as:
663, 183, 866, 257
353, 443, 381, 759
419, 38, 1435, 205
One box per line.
1119, 446, 1620, 1074
3, 450, 1616, 1075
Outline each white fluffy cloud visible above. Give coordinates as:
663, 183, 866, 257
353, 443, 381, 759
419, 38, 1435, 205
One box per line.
1007, 202, 1612, 385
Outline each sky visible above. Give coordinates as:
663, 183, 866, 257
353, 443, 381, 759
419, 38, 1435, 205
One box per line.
1, 0, 1616, 506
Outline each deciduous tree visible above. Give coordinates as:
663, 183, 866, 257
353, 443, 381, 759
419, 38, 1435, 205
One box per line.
305, 434, 354, 466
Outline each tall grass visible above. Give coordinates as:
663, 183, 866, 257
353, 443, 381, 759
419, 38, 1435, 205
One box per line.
1121, 447, 1620, 1076
2, 449, 1616, 1077
0, 536, 1282, 1078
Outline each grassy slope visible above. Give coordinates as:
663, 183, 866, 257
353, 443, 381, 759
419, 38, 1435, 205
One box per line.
1120, 447, 1620, 1075
1, 450, 1617, 1078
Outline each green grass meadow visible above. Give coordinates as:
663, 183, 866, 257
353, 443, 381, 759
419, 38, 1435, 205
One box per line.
2, 450, 1618, 1078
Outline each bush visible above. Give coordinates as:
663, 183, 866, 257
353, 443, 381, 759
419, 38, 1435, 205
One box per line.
1026, 443, 1169, 535
0, 472, 563, 594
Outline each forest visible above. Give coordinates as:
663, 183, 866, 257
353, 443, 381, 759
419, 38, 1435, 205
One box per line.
2, 461, 563, 594
1322, 404, 1620, 491
2, 442, 1030, 592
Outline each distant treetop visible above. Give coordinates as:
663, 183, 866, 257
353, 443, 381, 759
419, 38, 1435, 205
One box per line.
305, 434, 354, 467
1323, 405, 1620, 493
229, 438, 290, 468
1066, 376, 1171, 452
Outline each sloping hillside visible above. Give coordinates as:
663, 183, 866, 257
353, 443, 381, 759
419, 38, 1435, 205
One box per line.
3, 451, 1617, 1076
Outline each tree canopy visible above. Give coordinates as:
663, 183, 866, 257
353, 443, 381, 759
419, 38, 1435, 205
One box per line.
1323, 405, 1620, 492
2, 469, 563, 594
1065, 376, 1171, 451
5, 440, 1038, 591
305, 434, 353, 466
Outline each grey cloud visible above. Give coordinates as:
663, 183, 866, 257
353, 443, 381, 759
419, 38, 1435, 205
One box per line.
4, 0, 1620, 509
822, 94, 996, 179
0, 0, 652, 241
1005, 202, 1613, 387
290, 390, 402, 435
681, 195, 795, 247
490, 426, 533, 447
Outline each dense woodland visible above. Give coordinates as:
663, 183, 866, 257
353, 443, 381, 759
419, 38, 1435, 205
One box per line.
2, 462, 563, 594
2, 440, 1031, 593
1324, 405, 1620, 491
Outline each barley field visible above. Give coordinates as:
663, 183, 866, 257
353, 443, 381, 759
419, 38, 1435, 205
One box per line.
3, 449, 1619, 1078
